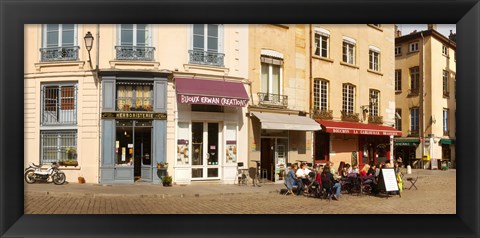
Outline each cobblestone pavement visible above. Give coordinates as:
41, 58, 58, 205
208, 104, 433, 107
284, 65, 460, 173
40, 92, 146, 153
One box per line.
24, 169, 456, 214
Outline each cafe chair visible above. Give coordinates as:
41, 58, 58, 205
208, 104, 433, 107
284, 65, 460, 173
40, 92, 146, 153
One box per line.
406, 176, 418, 190
235, 162, 248, 185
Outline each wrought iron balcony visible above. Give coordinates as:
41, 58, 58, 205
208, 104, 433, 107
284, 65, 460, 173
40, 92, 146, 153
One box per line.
341, 110, 360, 122
257, 92, 288, 108
368, 115, 383, 124
408, 88, 419, 96
188, 50, 225, 66
313, 109, 333, 120
40, 46, 80, 62
115, 46, 155, 61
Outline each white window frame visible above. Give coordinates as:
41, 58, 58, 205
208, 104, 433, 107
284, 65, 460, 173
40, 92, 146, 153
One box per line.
395, 109, 402, 131
190, 24, 224, 53
342, 37, 356, 65
410, 67, 420, 91
342, 84, 355, 114
42, 24, 78, 48
117, 24, 152, 46
260, 53, 283, 96
40, 130, 78, 164
442, 45, 449, 56
409, 42, 419, 52
443, 108, 449, 135
314, 27, 330, 58
369, 89, 380, 117
395, 70, 402, 92
369, 46, 381, 72
313, 79, 329, 111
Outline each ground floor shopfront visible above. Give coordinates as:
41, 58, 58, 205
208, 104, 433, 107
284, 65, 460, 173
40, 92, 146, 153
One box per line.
394, 137, 456, 169
248, 110, 321, 183
172, 77, 249, 184
314, 120, 401, 170
99, 73, 168, 184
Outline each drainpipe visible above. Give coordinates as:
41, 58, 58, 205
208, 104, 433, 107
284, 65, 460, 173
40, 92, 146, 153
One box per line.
96, 24, 101, 182
420, 32, 425, 169
309, 24, 314, 162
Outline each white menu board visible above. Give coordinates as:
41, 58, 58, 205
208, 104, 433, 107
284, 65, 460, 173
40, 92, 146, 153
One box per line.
380, 168, 399, 192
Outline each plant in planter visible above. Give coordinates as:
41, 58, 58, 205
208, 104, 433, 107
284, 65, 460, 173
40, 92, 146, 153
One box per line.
162, 175, 173, 186
157, 162, 168, 170
78, 176, 85, 184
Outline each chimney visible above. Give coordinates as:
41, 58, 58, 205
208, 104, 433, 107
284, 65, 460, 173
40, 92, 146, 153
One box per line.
427, 24, 437, 31
395, 25, 402, 37
449, 30, 456, 43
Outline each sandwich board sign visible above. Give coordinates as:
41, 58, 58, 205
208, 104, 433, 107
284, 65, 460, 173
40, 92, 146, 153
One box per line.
377, 168, 400, 197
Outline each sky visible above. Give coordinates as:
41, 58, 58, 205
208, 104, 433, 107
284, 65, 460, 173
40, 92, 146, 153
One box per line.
396, 24, 456, 38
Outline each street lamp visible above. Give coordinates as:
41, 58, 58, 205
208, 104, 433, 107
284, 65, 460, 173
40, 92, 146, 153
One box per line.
84, 31, 94, 69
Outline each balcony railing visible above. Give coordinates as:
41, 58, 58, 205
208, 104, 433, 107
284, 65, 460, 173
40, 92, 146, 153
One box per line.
115, 46, 155, 61
408, 130, 419, 136
257, 92, 288, 108
41, 87, 77, 126
40, 46, 79, 62
408, 88, 419, 96
313, 109, 333, 120
368, 115, 383, 124
341, 110, 360, 122
188, 50, 225, 66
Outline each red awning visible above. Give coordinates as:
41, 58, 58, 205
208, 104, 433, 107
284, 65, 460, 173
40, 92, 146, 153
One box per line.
175, 78, 249, 107
316, 120, 402, 136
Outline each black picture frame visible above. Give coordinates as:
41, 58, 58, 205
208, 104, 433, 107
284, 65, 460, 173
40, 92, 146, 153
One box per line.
1, 0, 479, 237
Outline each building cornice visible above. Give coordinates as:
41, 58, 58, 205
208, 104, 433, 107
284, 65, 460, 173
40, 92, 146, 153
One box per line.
395, 29, 456, 50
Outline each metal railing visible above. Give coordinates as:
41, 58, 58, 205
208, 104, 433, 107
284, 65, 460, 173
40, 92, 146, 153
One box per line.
257, 92, 288, 108
40, 131, 77, 164
41, 86, 77, 125
368, 115, 383, 124
115, 46, 155, 61
40, 46, 79, 62
188, 50, 225, 66
341, 110, 360, 122
312, 109, 333, 120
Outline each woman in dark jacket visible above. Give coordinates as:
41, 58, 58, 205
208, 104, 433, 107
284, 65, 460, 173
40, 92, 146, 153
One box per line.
321, 165, 341, 200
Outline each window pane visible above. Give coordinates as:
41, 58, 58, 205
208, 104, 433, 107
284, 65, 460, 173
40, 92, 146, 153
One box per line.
121, 24, 133, 45
193, 24, 204, 35
261, 63, 269, 93
47, 31, 58, 47
207, 24, 218, 37
137, 27, 146, 46
62, 29, 74, 46
207, 37, 218, 52
272, 65, 280, 94
314, 34, 320, 56
61, 86, 75, 110
193, 35, 204, 51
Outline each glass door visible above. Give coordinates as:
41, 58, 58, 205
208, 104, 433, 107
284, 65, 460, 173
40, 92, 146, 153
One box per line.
134, 121, 152, 182
191, 122, 220, 180
275, 138, 288, 182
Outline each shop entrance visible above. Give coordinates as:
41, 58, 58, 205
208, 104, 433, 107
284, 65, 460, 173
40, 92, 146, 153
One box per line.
191, 122, 220, 180
260, 137, 288, 182
115, 120, 152, 182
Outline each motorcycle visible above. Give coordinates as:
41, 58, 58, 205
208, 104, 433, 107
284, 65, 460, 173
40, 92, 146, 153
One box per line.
24, 162, 66, 185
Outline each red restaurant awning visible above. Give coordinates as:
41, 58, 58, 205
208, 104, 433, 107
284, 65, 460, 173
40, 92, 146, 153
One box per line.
316, 120, 402, 136
175, 78, 249, 107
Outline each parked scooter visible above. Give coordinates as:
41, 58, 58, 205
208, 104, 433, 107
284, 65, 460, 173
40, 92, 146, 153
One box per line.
24, 162, 66, 185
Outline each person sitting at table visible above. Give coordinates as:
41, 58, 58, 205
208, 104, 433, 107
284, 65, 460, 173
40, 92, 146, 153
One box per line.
285, 164, 303, 196
296, 163, 310, 191
337, 161, 346, 177
359, 164, 370, 176
345, 163, 352, 174
368, 164, 377, 177
321, 165, 342, 200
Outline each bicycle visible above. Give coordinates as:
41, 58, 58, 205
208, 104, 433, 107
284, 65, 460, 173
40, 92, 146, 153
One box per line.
251, 160, 263, 187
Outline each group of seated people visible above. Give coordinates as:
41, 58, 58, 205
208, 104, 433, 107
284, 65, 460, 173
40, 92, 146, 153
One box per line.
285, 160, 403, 198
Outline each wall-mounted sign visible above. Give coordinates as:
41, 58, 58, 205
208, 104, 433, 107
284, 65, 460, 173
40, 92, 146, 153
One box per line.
102, 112, 167, 120
178, 95, 248, 107
330, 128, 401, 136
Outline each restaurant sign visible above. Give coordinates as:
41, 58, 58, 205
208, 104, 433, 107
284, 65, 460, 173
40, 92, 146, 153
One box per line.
329, 128, 401, 136
102, 112, 167, 120
178, 94, 248, 107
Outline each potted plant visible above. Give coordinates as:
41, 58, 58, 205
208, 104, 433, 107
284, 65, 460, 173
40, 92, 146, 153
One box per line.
78, 176, 85, 184
157, 162, 168, 170
162, 175, 173, 187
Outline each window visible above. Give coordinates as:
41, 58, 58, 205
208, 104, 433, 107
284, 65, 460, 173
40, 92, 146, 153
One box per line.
395, 70, 402, 92
116, 24, 154, 60
409, 42, 419, 52
41, 84, 77, 125
409, 66, 420, 94
395, 109, 402, 131
342, 84, 355, 114
342, 37, 356, 65
410, 107, 419, 135
369, 89, 380, 117
443, 70, 449, 97
116, 82, 153, 111
40, 130, 77, 164
395, 46, 402, 56
369, 47, 380, 71
259, 55, 285, 107
442, 45, 449, 56
313, 79, 329, 111
41, 24, 78, 61
314, 28, 329, 58
190, 24, 224, 66
443, 109, 449, 135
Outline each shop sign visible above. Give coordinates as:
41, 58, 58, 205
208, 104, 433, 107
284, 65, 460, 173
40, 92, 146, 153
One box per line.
330, 128, 400, 136
179, 95, 248, 107
102, 112, 167, 120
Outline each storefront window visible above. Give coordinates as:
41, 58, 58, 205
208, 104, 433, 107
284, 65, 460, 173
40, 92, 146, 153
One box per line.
225, 124, 237, 164
116, 82, 153, 111
115, 121, 134, 166
177, 122, 190, 165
